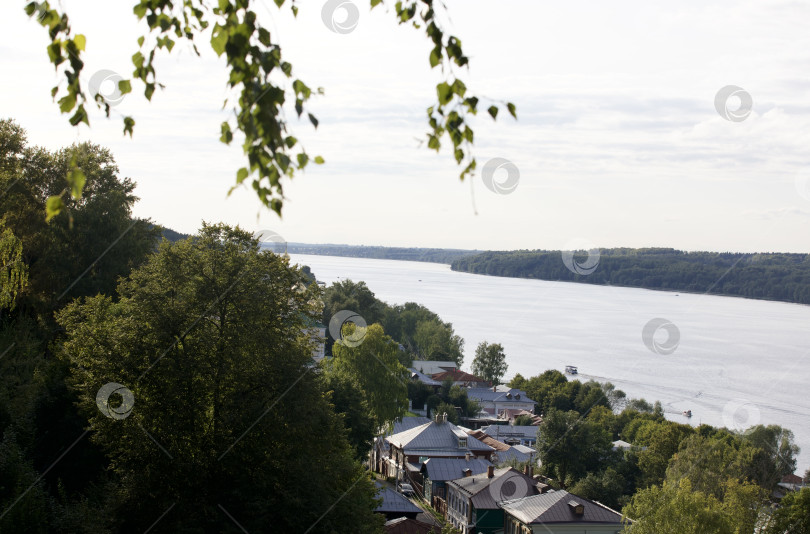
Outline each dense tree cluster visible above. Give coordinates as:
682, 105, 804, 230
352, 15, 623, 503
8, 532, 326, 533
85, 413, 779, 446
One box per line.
0, 120, 386, 533
321, 280, 465, 367
452, 248, 810, 305
511, 370, 806, 533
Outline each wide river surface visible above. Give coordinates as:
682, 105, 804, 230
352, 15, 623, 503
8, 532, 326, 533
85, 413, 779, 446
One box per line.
289, 254, 810, 470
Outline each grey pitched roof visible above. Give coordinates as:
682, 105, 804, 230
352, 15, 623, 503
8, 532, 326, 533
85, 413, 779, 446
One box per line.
448, 467, 538, 510
484, 425, 539, 441
387, 421, 494, 453
374, 482, 422, 515
466, 387, 536, 404
408, 368, 442, 386
500, 490, 625, 525
378, 417, 433, 452
493, 447, 531, 465
420, 458, 492, 482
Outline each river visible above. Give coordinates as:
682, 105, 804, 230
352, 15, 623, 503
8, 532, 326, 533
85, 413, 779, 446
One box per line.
289, 254, 810, 470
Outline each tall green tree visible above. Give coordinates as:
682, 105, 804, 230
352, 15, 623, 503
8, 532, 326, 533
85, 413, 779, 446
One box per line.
471, 341, 508, 386
56, 223, 383, 533
623, 478, 763, 534
327, 323, 409, 432
536, 408, 612, 487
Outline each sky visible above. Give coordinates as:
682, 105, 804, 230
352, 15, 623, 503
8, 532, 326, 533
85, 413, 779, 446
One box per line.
2, 0, 810, 252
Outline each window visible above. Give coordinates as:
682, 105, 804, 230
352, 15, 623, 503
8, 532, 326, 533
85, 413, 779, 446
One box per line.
459, 437, 467, 448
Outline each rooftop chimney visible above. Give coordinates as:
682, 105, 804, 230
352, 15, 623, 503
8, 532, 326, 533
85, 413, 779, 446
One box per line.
464, 468, 472, 477
465, 452, 471, 461
567, 500, 584, 516
492, 386, 497, 392
487, 465, 495, 479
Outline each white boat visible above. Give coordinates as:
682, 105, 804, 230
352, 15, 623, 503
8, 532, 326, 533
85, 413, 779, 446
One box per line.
565, 365, 578, 375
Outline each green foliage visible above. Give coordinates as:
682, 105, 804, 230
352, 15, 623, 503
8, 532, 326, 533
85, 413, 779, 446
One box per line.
55, 223, 383, 532
322, 282, 464, 366
569, 467, 626, 510
740, 424, 800, 489
0, 120, 160, 322
434, 402, 459, 425
452, 248, 810, 305
536, 408, 612, 487
765, 487, 810, 534
319, 372, 376, 461
471, 341, 508, 386
26, 0, 516, 217
327, 323, 409, 431
510, 370, 612, 416
0, 223, 28, 311
623, 478, 765, 534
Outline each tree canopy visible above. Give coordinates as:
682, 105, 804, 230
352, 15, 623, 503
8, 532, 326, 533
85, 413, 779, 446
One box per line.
471, 341, 508, 386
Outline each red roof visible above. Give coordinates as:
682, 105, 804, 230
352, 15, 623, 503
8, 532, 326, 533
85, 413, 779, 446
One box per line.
782, 474, 803, 485
431, 369, 488, 384
467, 429, 511, 451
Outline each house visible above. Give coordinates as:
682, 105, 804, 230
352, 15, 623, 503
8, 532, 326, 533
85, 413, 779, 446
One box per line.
467, 429, 511, 454
411, 360, 458, 375
374, 481, 423, 521
493, 446, 534, 467
466, 386, 537, 417
446, 466, 540, 534
499, 408, 542, 426
432, 369, 490, 388
420, 457, 492, 503
385, 413, 495, 486
372, 416, 432, 476
483, 425, 538, 448
384, 517, 442, 534
611, 440, 632, 451
500, 489, 626, 533
409, 368, 443, 388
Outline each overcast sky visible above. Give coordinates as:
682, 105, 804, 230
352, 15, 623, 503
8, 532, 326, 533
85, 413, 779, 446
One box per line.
2, 0, 810, 252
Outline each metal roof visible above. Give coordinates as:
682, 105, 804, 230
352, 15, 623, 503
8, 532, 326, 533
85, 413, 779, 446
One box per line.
420, 458, 492, 482
387, 421, 495, 453
499, 490, 625, 525
466, 387, 536, 404
493, 447, 531, 465
408, 368, 442, 386
448, 467, 538, 510
484, 425, 539, 441
374, 482, 423, 515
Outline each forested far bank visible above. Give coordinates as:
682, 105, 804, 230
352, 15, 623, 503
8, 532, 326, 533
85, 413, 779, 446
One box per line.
451, 248, 810, 305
